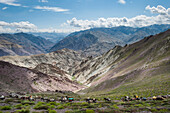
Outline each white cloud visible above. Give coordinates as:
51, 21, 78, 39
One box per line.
0, 21, 37, 30
34, 6, 69, 12
65, 5, 170, 29
39, 0, 48, 2
145, 5, 169, 15
0, 21, 77, 33
2, 7, 8, 10
0, 0, 21, 6
118, 0, 126, 4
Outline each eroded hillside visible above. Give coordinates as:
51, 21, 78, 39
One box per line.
74, 29, 170, 95
0, 61, 83, 94
0, 48, 86, 76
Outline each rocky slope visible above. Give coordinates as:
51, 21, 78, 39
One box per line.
73, 29, 170, 94
0, 32, 54, 56
50, 24, 170, 56
34, 63, 72, 79
0, 49, 86, 77
0, 61, 83, 94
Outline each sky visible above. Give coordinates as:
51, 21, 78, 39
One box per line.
0, 0, 170, 33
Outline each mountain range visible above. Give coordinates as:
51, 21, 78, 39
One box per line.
0, 25, 169, 96
50, 24, 170, 56
0, 32, 54, 56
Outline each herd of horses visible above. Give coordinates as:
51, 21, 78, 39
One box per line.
0, 93, 169, 103
121, 95, 170, 101
0, 93, 75, 103
0, 93, 111, 103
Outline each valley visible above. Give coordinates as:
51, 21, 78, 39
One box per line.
0, 26, 170, 113
1, 0, 170, 112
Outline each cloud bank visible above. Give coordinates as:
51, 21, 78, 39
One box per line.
0, 21, 78, 33
0, 21, 37, 29
66, 5, 170, 29
0, 21, 38, 33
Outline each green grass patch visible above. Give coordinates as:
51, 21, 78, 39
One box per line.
56, 105, 64, 109
15, 108, 30, 113
86, 109, 95, 113
48, 109, 57, 113
0, 106, 11, 110
33, 102, 49, 110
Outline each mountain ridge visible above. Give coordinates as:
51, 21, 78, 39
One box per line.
50, 24, 170, 57
75, 29, 170, 96
0, 32, 54, 56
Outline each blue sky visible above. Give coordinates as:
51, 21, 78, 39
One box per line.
0, 0, 170, 33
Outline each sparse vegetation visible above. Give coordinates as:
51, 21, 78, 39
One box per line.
0, 96, 169, 112
0, 106, 11, 110
86, 109, 95, 113
15, 108, 30, 113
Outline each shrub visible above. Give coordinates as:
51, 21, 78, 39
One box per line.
48, 102, 60, 106
159, 109, 168, 112
15, 104, 23, 109
16, 109, 30, 113
50, 105, 55, 109
34, 101, 49, 110
4, 99, 14, 103
112, 104, 119, 109
56, 105, 64, 109
22, 101, 35, 105
150, 108, 158, 112
34, 105, 48, 110
48, 109, 57, 113
0, 106, 11, 110
63, 103, 71, 107
86, 109, 95, 113
81, 102, 88, 106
